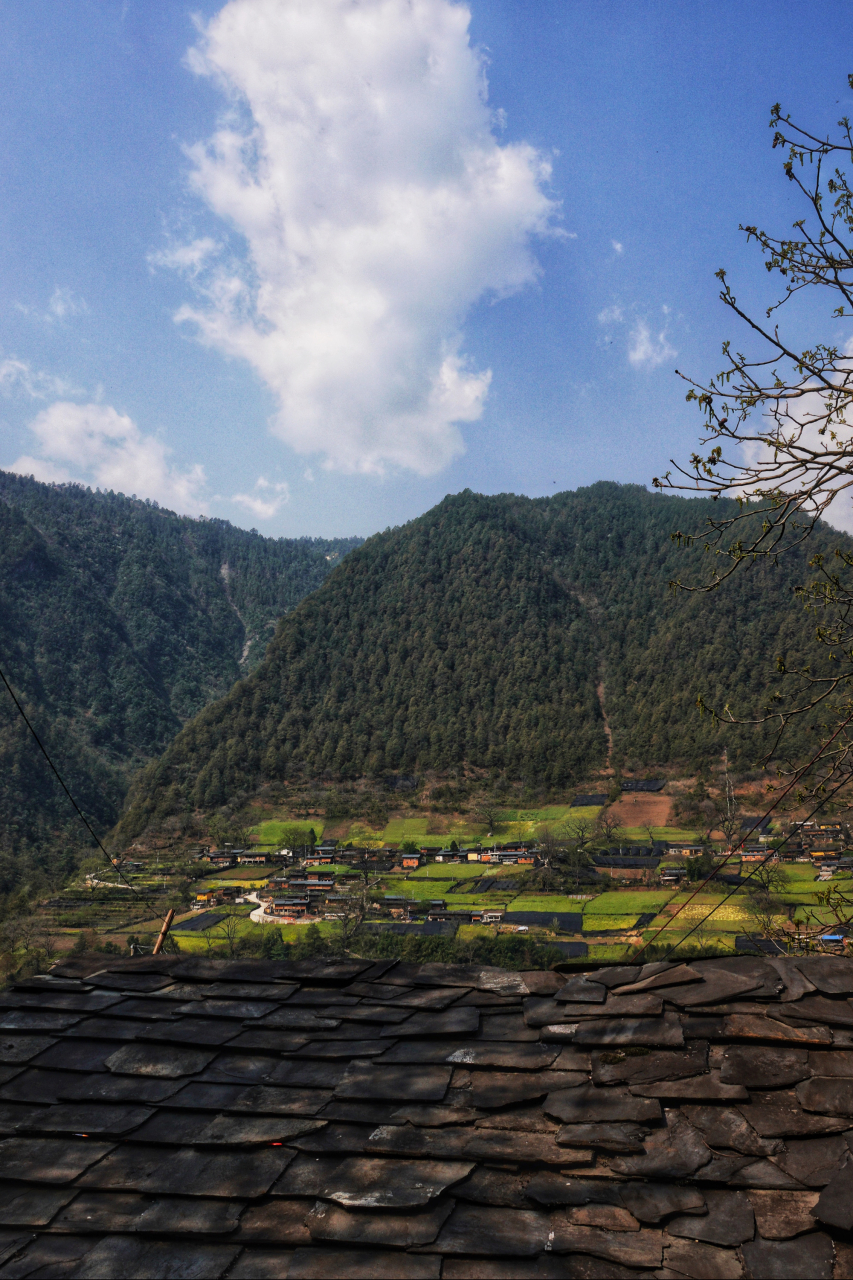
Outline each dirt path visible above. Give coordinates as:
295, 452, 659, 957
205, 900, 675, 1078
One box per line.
596, 680, 614, 776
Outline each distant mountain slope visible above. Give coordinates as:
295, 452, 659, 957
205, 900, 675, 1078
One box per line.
0, 470, 361, 865
119, 482, 844, 839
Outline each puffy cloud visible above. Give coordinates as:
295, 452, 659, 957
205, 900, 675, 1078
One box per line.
627, 320, 676, 370
165, 0, 557, 475
8, 402, 207, 514
232, 475, 290, 519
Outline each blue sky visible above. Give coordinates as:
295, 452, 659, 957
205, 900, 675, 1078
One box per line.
1, 0, 851, 537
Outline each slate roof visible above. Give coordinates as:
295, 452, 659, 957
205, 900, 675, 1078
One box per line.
0, 954, 851, 1277
502, 913, 584, 932
591, 856, 661, 870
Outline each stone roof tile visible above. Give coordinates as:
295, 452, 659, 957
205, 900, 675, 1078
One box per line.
0, 953, 848, 1275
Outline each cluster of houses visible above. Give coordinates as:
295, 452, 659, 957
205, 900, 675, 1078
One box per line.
187, 816, 853, 922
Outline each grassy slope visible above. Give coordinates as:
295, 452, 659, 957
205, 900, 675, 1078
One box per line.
252, 820, 326, 844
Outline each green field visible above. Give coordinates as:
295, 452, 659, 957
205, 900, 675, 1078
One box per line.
410, 862, 486, 879
251, 819, 325, 845
584, 891, 675, 915
618, 826, 701, 842
586, 943, 638, 962
173, 918, 342, 952
582, 915, 641, 931
248, 805, 709, 852
558, 806, 602, 825
511, 895, 588, 913
777, 890, 820, 906
780, 864, 818, 881
381, 878, 458, 900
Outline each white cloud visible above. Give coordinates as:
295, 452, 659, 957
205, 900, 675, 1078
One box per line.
597, 305, 623, 325
149, 237, 220, 277
16, 289, 88, 324
627, 320, 676, 370
611, 240, 624, 255
7, 402, 207, 514
163, 0, 557, 475
48, 287, 87, 320
0, 356, 81, 400
232, 475, 290, 518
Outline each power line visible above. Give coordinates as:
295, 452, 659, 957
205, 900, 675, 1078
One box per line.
628, 710, 853, 962
0, 665, 168, 926
648, 767, 853, 962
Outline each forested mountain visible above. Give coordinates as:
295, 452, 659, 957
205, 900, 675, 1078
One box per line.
119, 482, 846, 839
0, 470, 361, 872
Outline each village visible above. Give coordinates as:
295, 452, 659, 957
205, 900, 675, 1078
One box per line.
162, 806, 853, 959
14, 779, 852, 966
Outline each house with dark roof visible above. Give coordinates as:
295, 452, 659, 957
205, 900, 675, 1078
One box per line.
592, 853, 661, 880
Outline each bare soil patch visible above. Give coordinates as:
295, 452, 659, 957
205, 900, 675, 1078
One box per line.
608, 791, 674, 828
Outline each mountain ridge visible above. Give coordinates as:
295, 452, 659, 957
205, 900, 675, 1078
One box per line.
0, 469, 361, 880
117, 481, 843, 842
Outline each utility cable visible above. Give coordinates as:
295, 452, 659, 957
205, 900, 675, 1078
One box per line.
629, 709, 853, 962
0, 665, 168, 927
645, 766, 853, 962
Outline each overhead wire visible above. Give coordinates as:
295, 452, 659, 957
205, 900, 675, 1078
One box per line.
0, 664, 169, 927
627, 712, 853, 963
645, 767, 853, 962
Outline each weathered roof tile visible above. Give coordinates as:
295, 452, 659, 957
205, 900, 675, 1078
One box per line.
76, 1144, 294, 1197
334, 1064, 451, 1102
1, 951, 851, 1276
0, 1137, 114, 1184
67, 1235, 242, 1279
287, 1246, 441, 1278
741, 1231, 835, 1279
666, 1188, 754, 1245
304, 1197, 453, 1246
0, 1037, 56, 1065
747, 1188, 821, 1239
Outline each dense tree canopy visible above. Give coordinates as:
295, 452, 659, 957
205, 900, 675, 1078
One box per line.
119, 483, 845, 837
0, 470, 360, 864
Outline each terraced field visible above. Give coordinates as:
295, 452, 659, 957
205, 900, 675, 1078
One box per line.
582, 915, 641, 931
583, 890, 675, 915
410, 863, 487, 879
667, 900, 757, 927
512, 894, 594, 912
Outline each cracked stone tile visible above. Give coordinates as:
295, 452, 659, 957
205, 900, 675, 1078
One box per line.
666, 1189, 754, 1246
305, 1197, 452, 1246
746, 1190, 820, 1239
